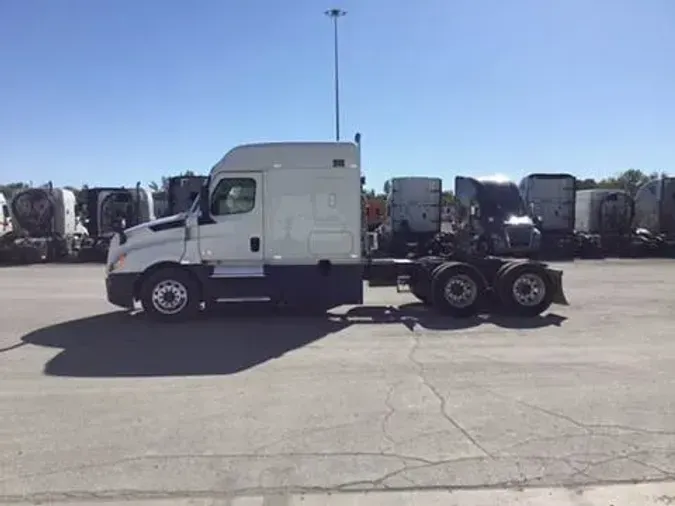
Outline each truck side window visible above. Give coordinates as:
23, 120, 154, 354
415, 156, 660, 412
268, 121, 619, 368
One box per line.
210, 177, 256, 216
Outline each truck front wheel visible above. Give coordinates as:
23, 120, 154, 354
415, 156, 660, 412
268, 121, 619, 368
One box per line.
140, 267, 201, 322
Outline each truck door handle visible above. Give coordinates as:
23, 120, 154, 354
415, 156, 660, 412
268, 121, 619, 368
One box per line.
250, 237, 260, 252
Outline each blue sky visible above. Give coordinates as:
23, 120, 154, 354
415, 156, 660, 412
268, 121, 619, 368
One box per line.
1, 0, 674, 192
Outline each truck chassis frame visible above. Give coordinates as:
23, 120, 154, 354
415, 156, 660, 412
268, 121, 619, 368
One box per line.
364, 254, 568, 318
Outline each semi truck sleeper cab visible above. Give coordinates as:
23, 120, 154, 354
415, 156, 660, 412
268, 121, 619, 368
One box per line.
105, 136, 568, 321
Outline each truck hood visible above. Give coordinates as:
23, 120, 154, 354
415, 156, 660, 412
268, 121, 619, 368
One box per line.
125, 213, 186, 235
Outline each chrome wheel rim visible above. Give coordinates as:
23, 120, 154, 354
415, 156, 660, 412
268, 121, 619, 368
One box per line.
443, 274, 478, 308
512, 273, 546, 307
151, 279, 188, 315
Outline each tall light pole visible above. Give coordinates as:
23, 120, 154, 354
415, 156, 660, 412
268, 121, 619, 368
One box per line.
325, 8, 346, 141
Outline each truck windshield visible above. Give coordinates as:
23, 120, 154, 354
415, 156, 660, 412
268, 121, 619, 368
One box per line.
479, 182, 527, 218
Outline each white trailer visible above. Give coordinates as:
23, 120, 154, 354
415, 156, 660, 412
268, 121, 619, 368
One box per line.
104, 136, 568, 321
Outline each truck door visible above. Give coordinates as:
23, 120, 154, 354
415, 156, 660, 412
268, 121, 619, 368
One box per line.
199, 172, 264, 272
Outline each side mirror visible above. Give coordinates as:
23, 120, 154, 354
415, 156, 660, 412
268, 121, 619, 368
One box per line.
529, 202, 535, 214
199, 184, 210, 217
383, 181, 391, 194
470, 205, 480, 218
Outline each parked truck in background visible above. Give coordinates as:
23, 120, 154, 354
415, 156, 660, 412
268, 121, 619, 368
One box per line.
575, 188, 634, 257
104, 135, 568, 321
165, 175, 207, 217
519, 173, 576, 258
629, 176, 675, 256
363, 196, 385, 232
153, 175, 207, 218
78, 184, 155, 262
372, 177, 443, 257
455, 176, 541, 257
633, 176, 675, 238
0, 183, 83, 263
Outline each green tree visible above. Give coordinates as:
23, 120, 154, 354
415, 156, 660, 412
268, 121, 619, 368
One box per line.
441, 190, 456, 205
596, 169, 661, 197
576, 178, 598, 190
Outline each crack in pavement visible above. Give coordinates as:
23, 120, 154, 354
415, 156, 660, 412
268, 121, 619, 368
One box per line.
380, 381, 400, 449
464, 351, 675, 438
0, 451, 437, 485
4, 461, 675, 504
628, 456, 675, 477
337, 453, 600, 490
406, 331, 495, 459
479, 383, 675, 460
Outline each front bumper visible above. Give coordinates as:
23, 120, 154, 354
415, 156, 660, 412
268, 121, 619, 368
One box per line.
106, 272, 139, 309
546, 268, 569, 306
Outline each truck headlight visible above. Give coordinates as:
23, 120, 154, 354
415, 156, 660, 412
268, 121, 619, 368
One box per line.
107, 253, 126, 273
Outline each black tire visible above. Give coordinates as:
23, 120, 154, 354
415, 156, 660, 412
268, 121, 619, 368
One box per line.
496, 262, 554, 317
430, 262, 485, 318
409, 256, 442, 305
139, 267, 202, 322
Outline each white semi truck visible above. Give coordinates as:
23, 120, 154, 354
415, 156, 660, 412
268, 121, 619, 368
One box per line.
105, 136, 568, 321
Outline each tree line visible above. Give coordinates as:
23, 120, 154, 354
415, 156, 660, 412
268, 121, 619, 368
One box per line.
0, 168, 669, 202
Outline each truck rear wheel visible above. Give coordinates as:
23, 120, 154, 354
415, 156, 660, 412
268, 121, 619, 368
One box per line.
430, 262, 485, 318
140, 267, 201, 322
496, 262, 553, 317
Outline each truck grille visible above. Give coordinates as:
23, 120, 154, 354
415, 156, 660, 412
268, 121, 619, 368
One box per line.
506, 226, 532, 248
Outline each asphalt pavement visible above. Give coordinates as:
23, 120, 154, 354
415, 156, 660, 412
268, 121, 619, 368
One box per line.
1, 260, 675, 504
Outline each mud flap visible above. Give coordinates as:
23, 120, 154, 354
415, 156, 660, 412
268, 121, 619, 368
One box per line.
546, 268, 569, 305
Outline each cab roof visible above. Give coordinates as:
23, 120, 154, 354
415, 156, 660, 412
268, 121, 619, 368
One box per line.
210, 142, 359, 175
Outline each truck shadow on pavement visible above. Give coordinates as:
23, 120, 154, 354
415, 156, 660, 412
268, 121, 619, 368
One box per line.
20, 304, 567, 378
